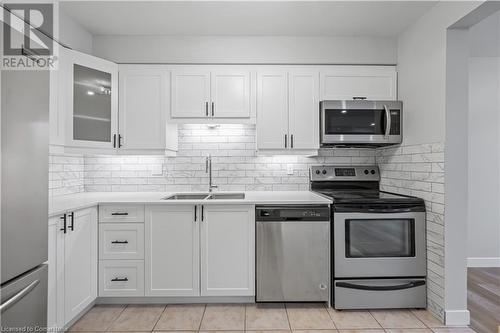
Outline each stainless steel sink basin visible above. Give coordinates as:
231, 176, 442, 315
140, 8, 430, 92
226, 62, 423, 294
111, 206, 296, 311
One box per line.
163, 193, 209, 200
207, 193, 245, 200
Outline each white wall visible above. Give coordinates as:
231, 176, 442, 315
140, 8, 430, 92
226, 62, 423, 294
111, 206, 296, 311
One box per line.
397, 2, 481, 146
59, 8, 93, 54
467, 11, 500, 267
91, 35, 397, 64
396, 0, 482, 325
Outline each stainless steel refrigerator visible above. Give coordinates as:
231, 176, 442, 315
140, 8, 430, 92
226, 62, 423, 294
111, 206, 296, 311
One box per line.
1, 69, 49, 329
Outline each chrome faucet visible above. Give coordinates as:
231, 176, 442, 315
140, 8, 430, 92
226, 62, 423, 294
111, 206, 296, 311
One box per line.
205, 154, 218, 192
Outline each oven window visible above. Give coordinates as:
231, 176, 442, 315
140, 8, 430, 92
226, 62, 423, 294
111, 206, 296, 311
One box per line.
324, 109, 387, 135
345, 219, 415, 257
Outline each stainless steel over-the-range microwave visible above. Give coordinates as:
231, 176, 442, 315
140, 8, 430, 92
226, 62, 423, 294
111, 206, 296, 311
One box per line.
320, 100, 403, 147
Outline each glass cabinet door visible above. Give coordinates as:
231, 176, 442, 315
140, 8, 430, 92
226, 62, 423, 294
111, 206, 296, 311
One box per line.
66, 48, 118, 148
73, 64, 112, 142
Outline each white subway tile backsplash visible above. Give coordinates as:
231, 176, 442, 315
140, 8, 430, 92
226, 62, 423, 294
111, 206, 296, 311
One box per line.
376, 142, 445, 322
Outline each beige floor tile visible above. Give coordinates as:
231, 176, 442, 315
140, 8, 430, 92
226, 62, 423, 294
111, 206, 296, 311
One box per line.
199, 304, 245, 331
108, 305, 165, 331
327, 309, 381, 329
246, 303, 290, 330
286, 303, 335, 330
410, 310, 446, 328
199, 331, 243, 333
431, 328, 477, 333
292, 330, 338, 333
337, 330, 384, 333
370, 310, 426, 329
247, 331, 291, 333
70, 305, 125, 331
385, 329, 433, 333
154, 304, 205, 331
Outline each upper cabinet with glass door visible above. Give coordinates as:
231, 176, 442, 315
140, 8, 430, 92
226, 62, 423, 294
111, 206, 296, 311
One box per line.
62, 48, 118, 152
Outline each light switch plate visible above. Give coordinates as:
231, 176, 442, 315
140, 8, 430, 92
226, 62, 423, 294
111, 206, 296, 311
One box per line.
286, 164, 294, 175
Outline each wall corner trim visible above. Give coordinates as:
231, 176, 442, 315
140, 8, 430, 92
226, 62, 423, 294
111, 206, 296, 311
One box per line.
467, 257, 500, 267
444, 310, 470, 326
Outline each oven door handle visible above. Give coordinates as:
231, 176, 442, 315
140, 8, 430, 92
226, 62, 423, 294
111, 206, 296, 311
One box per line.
336, 280, 425, 291
384, 104, 391, 138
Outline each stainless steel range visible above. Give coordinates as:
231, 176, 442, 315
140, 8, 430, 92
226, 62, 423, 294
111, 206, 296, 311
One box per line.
310, 165, 427, 310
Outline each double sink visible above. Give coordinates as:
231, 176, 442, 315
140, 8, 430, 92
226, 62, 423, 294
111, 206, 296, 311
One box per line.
163, 192, 245, 200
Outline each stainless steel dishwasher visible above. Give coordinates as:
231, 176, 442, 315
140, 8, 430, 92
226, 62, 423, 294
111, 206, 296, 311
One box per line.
256, 205, 330, 302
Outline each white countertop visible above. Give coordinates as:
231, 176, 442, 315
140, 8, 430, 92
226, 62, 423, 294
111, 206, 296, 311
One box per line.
49, 191, 332, 217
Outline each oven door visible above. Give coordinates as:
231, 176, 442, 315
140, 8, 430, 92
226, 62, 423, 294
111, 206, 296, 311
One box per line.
320, 100, 402, 146
334, 211, 426, 278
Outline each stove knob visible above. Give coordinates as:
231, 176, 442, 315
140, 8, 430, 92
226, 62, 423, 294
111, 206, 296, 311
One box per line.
322, 170, 327, 175
364, 169, 369, 175
315, 170, 320, 175
371, 169, 376, 175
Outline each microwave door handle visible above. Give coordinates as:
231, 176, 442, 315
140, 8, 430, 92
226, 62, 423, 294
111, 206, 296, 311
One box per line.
384, 104, 391, 138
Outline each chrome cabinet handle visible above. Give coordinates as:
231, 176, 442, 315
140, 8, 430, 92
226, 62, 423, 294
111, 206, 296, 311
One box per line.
111, 240, 129, 244
111, 277, 128, 282
383, 104, 391, 138
0, 280, 39, 313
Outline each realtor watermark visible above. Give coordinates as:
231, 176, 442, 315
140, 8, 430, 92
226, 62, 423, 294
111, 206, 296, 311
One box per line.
1, 3, 58, 70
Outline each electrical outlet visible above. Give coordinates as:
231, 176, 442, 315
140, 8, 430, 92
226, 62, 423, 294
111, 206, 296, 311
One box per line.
151, 164, 163, 176
286, 164, 294, 175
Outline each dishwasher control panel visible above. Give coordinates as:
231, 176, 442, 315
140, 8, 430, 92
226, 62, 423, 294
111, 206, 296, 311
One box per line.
256, 206, 330, 221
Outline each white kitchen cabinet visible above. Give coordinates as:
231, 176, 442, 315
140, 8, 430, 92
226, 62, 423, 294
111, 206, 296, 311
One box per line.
211, 70, 250, 118
171, 69, 210, 118
170, 67, 252, 121
288, 70, 320, 150
145, 205, 200, 296
47, 207, 97, 329
62, 48, 119, 150
118, 65, 177, 153
99, 223, 144, 260
257, 69, 319, 152
63, 208, 98, 323
320, 66, 397, 101
99, 260, 144, 297
201, 205, 255, 296
256, 71, 289, 149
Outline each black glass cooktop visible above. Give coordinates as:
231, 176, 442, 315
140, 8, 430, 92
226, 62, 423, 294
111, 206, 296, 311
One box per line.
316, 189, 424, 205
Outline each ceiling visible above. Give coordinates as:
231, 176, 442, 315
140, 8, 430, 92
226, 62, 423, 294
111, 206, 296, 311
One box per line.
60, 1, 437, 37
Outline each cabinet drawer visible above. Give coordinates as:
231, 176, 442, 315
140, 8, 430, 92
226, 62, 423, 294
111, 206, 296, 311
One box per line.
99, 223, 144, 260
99, 260, 144, 297
99, 204, 145, 223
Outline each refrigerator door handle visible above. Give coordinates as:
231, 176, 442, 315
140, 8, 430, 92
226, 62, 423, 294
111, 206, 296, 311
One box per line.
0, 279, 40, 313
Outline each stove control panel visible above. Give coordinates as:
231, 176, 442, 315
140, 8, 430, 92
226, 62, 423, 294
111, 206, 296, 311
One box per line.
310, 165, 379, 181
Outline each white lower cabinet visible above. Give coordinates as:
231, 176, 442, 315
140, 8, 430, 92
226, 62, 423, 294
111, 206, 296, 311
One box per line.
145, 204, 255, 297
99, 260, 144, 297
201, 205, 255, 296
145, 205, 199, 296
47, 207, 98, 330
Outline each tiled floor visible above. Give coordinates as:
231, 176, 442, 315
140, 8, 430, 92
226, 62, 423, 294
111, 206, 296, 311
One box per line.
69, 304, 476, 333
